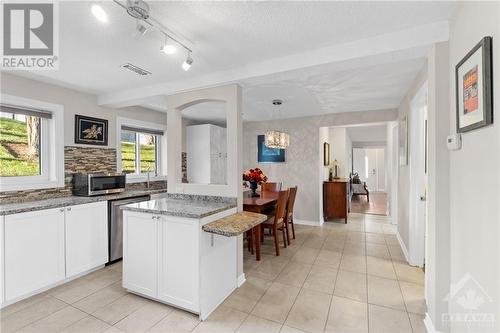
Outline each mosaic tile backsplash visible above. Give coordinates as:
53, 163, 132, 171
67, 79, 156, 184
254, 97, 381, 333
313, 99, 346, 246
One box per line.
0, 146, 167, 204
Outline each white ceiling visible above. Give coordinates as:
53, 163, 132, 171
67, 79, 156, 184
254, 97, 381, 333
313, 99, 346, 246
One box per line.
5, 1, 458, 121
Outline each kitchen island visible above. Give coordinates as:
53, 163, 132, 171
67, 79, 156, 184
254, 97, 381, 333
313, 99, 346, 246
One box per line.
121, 194, 265, 320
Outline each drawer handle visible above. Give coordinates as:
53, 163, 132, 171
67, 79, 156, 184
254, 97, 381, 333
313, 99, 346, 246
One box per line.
59, 208, 65, 213
67, 207, 72, 211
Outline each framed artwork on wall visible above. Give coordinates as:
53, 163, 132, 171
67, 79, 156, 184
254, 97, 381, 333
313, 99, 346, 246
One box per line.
75, 115, 108, 146
399, 115, 408, 166
455, 36, 493, 133
257, 134, 285, 163
323, 142, 330, 166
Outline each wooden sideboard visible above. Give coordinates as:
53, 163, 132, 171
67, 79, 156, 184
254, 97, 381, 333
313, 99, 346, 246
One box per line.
323, 180, 349, 223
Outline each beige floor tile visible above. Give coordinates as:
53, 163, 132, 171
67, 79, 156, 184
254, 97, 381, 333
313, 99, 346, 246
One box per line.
393, 262, 425, 285
408, 313, 427, 333
366, 256, 397, 280
314, 249, 342, 268
147, 309, 200, 333
291, 247, 320, 265
59, 315, 110, 333
0, 292, 52, 318
384, 234, 400, 246
115, 301, 173, 333
388, 245, 407, 262
192, 305, 247, 333
102, 326, 126, 333
302, 235, 327, 249
302, 265, 337, 294
399, 281, 426, 315
92, 294, 149, 325
236, 315, 282, 333
107, 261, 123, 273
285, 288, 332, 333
339, 254, 366, 274
276, 262, 312, 287
73, 281, 127, 314
247, 255, 290, 281
223, 276, 272, 313
346, 223, 364, 232
16, 306, 87, 333
364, 223, 384, 234
322, 238, 345, 252
346, 232, 365, 243
325, 296, 368, 333
382, 224, 397, 235
365, 233, 386, 244
251, 282, 300, 323
366, 243, 391, 259
0, 297, 67, 333
368, 304, 412, 333
280, 325, 307, 333
342, 242, 366, 255
367, 275, 405, 311
333, 270, 367, 302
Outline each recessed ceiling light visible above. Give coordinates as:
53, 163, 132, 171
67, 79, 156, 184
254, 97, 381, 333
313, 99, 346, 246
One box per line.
91, 3, 108, 23
182, 53, 193, 71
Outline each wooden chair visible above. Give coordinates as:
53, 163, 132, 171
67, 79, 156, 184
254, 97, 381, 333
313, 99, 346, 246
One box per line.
285, 186, 298, 244
261, 182, 281, 192
261, 190, 289, 256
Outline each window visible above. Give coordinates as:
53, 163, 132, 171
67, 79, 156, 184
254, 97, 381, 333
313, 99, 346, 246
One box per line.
117, 118, 166, 182
0, 95, 64, 191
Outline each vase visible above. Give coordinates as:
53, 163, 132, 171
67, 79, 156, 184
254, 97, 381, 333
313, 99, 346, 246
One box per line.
249, 181, 259, 197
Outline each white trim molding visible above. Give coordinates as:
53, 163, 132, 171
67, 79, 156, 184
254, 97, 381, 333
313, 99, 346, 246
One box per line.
237, 273, 246, 287
396, 231, 410, 263
424, 313, 443, 333
294, 219, 322, 227
0, 94, 64, 191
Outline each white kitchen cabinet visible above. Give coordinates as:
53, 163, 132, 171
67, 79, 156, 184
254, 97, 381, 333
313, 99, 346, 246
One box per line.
65, 201, 108, 278
4, 208, 65, 303
122, 212, 158, 298
186, 124, 227, 185
122, 207, 237, 319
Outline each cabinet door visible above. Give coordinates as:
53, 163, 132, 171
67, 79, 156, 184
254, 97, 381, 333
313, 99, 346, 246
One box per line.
158, 216, 199, 311
4, 208, 65, 302
123, 212, 158, 298
65, 201, 108, 278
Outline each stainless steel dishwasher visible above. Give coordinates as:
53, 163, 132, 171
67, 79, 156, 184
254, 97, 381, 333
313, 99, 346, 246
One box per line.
107, 195, 151, 265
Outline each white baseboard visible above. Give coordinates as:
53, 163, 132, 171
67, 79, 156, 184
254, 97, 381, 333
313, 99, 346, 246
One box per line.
396, 230, 410, 263
237, 274, 246, 287
424, 313, 443, 333
294, 219, 321, 226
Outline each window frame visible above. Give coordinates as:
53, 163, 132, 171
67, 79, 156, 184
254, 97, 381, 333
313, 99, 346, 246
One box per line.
116, 117, 167, 183
0, 94, 64, 191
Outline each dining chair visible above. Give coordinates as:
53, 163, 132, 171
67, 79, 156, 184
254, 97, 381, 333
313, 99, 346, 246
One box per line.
261, 182, 281, 192
261, 190, 289, 256
285, 186, 298, 244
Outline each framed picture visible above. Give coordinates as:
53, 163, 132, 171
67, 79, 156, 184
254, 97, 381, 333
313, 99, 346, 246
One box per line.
257, 135, 285, 163
455, 36, 493, 133
323, 142, 330, 166
75, 115, 108, 146
399, 115, 408, 166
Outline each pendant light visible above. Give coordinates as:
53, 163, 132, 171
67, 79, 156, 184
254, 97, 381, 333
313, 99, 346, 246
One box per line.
264, 99, 290, 149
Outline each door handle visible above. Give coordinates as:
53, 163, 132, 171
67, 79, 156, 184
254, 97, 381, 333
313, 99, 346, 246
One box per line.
420, 195, 426, 202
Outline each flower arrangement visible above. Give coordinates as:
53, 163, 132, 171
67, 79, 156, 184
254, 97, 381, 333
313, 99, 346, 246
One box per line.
243, 168, 268, 184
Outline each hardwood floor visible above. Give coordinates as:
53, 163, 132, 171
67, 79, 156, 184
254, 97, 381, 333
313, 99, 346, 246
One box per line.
351, 191, 388, 216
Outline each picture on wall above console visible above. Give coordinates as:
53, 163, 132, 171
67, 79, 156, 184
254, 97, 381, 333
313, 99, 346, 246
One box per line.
258, 134, 285, 163
455, 36, 493, 133
75, 115, 108, 146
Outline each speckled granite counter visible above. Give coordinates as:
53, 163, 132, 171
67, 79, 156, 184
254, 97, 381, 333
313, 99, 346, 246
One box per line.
121, 196, 237, 219
202, 211, 268, 237
0, 188, 168, 216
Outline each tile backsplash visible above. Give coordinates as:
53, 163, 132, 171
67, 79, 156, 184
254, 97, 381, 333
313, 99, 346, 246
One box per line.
0, 146, 167, 204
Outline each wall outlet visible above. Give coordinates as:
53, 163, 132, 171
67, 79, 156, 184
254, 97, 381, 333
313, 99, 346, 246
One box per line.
447, 133, 462, 150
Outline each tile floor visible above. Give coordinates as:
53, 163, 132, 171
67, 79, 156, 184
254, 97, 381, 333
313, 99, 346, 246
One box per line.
0, 213, 426, 333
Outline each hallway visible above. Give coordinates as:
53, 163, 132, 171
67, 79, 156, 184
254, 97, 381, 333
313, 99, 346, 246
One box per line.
350, 192, 388, 216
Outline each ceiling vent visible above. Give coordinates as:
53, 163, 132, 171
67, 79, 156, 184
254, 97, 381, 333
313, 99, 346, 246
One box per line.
120, 63, 152, 76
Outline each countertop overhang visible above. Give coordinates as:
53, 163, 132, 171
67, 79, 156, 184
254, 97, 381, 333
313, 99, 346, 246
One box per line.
202, 211, 268, 237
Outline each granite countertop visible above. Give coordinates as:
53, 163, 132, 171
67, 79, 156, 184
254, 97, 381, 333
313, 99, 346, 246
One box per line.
0, 188, 168, 216
202, 211, 268, 237
122, 197, 237, 219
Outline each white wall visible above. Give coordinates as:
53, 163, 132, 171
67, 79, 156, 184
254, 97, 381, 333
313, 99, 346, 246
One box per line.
329, 127, 350, 178
1, 73, 167, 148
243, 109, 398, 223
446, 2, 500, 331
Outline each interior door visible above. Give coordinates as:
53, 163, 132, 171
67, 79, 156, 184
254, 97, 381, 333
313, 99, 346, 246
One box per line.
365, 149, 377, 190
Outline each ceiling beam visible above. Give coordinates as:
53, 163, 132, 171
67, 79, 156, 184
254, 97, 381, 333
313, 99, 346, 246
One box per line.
98, 21, 449, 108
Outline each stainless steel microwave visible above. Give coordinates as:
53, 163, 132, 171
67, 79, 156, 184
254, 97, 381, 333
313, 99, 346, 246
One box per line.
72, 173, 126, 196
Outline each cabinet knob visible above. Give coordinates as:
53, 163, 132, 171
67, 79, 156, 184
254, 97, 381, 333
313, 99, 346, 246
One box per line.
59, 208, 65, 213
67, 207, 72, 211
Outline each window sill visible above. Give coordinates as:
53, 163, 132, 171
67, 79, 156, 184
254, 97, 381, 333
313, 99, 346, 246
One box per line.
0, 178, 65, 192
125, 175, 167, 184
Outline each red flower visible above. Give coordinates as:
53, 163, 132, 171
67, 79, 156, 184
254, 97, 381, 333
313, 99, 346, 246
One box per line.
242, 168, 267, 184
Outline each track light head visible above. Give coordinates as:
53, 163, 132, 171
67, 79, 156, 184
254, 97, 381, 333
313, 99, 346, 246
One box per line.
160, 36, 177, 55
91, 2, 108, 23
136, 20, 149, 36
182, 53, 193, 71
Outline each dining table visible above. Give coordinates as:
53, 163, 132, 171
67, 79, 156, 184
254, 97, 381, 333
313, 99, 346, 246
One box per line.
242, 190, 279, 260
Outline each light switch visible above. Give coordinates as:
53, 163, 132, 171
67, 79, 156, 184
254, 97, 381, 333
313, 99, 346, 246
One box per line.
447, 133, 462, 150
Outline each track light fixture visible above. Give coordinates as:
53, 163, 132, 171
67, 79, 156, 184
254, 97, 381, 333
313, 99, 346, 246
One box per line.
160, 35, 177, 55
182, 53, 193, 71
136, 20, 149, 35
90, 2, 108, 23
